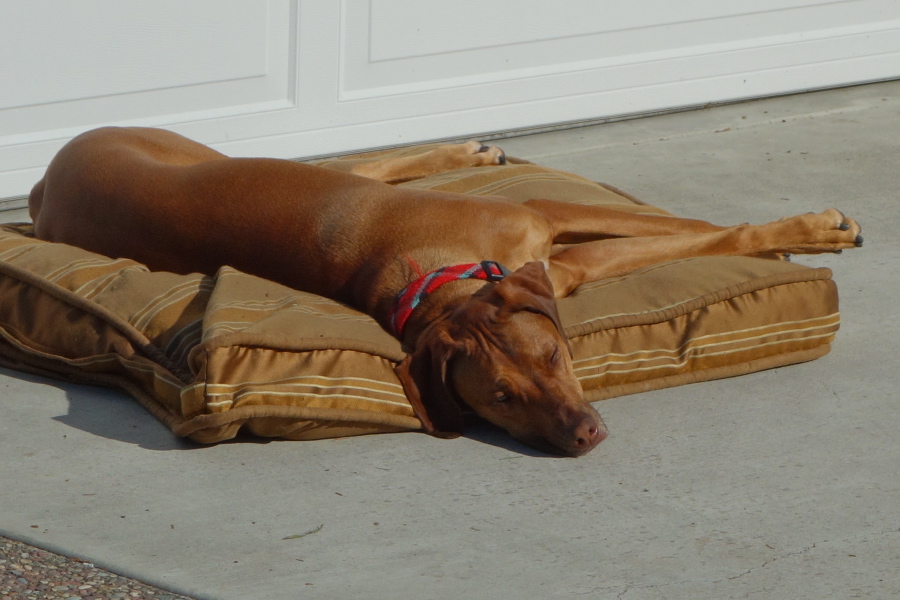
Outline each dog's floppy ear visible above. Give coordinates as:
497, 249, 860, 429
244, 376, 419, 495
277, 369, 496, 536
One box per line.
394, 323, 465, 438
490, 261, 571, 353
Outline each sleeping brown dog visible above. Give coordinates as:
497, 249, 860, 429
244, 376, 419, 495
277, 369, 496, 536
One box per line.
29, 127, 862, 456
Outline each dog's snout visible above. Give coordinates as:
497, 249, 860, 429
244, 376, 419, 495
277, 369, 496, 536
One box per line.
569, 415, 608, 456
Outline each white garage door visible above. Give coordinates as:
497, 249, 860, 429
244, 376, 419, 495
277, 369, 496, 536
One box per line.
2, 0, 899, 199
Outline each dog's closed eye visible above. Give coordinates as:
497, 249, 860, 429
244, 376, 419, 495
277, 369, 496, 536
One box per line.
493, 392, 513, 406
547, 346, 561, 365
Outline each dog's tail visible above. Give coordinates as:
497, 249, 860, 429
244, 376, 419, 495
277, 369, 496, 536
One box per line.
28, 177, 45, 225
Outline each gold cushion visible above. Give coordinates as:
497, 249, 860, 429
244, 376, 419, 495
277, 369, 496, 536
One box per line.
0, 148, 838, 443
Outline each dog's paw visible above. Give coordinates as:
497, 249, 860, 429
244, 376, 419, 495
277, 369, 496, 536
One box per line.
772, 208, 863, 254
819, 208, 863, 249
463, 141, 506, 165
441, 140, 507, 167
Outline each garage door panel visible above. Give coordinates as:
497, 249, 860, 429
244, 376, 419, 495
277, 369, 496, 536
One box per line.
2, 3, 268, 110
0, 0, 295, 144
366, 0, 839, 61
341, 0, 894, 99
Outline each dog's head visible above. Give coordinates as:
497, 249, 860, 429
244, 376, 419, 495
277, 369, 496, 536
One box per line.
395, 262, 607, 456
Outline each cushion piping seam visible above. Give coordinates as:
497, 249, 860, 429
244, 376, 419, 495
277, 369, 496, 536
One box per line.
564, 266, 834, 339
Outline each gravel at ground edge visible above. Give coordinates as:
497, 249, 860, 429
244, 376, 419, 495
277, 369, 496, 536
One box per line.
1, 536, 196, 600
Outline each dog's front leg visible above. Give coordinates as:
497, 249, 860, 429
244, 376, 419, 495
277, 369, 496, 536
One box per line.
546, 209, 862, 295
523, 199, 726, 243
347, 142, 507, 184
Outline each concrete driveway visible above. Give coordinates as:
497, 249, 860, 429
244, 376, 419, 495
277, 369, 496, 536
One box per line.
2, 81, 898, 600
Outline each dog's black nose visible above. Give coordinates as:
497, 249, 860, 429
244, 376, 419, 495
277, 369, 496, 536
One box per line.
571, 419, 608, 455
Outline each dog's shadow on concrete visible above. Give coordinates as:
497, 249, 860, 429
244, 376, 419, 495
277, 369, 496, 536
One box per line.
460, 416, 561, 458
55, 383, 199, 451
2, 367, 186, 450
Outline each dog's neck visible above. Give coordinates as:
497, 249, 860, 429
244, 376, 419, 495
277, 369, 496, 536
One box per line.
396, 279, 488, 348
382, 260, 510, 346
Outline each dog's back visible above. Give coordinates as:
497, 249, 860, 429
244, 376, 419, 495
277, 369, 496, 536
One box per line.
28, 127, 542, 314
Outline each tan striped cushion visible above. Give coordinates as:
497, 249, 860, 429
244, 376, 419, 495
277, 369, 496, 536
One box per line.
0, 149, 839, 443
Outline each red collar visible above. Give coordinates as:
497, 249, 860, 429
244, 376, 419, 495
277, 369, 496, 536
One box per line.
389, 261, 511, 338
